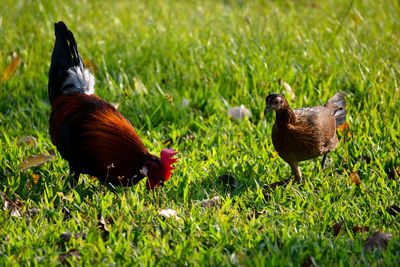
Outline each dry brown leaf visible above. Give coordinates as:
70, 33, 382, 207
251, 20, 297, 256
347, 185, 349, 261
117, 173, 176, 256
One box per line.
18, 154, 55, 169
11, 206, 21, 218
3, 200, 12, 210
32, 174, 39, 184
17, 136, 38, 146
350, 172, 362, 186
201, 196, 221, 208
58, 249, 80, 264
165, 94, 173, 103
337, 121, 350, 132
364, 231, 392, 250
98, 214, 109, 240
352, 226, 369, 234
1, 53, 20, 81
333, 221, 344, 236
82, 58, 98, 73
3, 199, 21, 218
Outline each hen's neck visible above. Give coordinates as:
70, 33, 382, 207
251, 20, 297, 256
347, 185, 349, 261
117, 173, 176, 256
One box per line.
275, 107, 296, 125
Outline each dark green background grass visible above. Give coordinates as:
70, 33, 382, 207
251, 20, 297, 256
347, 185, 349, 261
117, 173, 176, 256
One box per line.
1, 0, 399, 265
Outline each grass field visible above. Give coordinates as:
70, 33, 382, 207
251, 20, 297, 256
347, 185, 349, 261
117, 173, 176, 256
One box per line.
1, 0, 399, 265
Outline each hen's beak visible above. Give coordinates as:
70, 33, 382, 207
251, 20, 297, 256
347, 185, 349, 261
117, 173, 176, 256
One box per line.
264, 105, 274, 115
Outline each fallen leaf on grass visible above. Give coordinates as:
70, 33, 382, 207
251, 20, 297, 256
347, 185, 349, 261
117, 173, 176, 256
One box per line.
98, 214, 109, 240
352, 226, 369, 234
3, 200, 21, 218
337, 121, 351, 138
219, 173, 238, 190
18, 154, 55, 169
350, 172, 362, 186
158, 209, 181, 222
1, 53, 20, 81
3, 200, 12, 210
82, 58, 98, 73
364, 231, 392, 250
387, 205, 400, 217
333, 221, 344, 236
10, 206, 21, 218
283, 82, 295, 101
32, 174, 39, 184
165, 93, 173, 103
58, 249, 80, 265
337, 121, 350, 132
228, 105, 252, 121
201, 196, 221, 208
133, 77, 148, 94
17, 136, 38, 146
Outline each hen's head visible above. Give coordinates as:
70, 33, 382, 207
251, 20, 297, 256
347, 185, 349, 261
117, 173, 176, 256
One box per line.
265, 93, 288, 113
143, 148, 178, 190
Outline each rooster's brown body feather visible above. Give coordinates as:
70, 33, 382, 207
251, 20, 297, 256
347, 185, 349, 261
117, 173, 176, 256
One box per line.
50, 93, 157, 186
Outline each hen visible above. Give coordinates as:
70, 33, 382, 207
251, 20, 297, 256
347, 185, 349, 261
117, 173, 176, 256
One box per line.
264, 93, 346, 182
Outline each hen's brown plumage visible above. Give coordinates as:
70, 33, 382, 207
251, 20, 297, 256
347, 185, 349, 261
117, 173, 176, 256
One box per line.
265, 93, 346, 181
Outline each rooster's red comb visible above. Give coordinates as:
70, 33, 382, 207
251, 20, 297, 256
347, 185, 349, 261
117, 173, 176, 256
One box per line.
160, 148, 179, 181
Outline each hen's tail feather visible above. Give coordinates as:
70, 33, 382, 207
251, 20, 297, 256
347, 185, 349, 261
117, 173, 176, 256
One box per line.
48, 21, 94, 104
326, 93, 346, 127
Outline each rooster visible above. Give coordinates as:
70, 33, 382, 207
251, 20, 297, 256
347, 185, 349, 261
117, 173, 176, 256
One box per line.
48, 21, 177, 190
